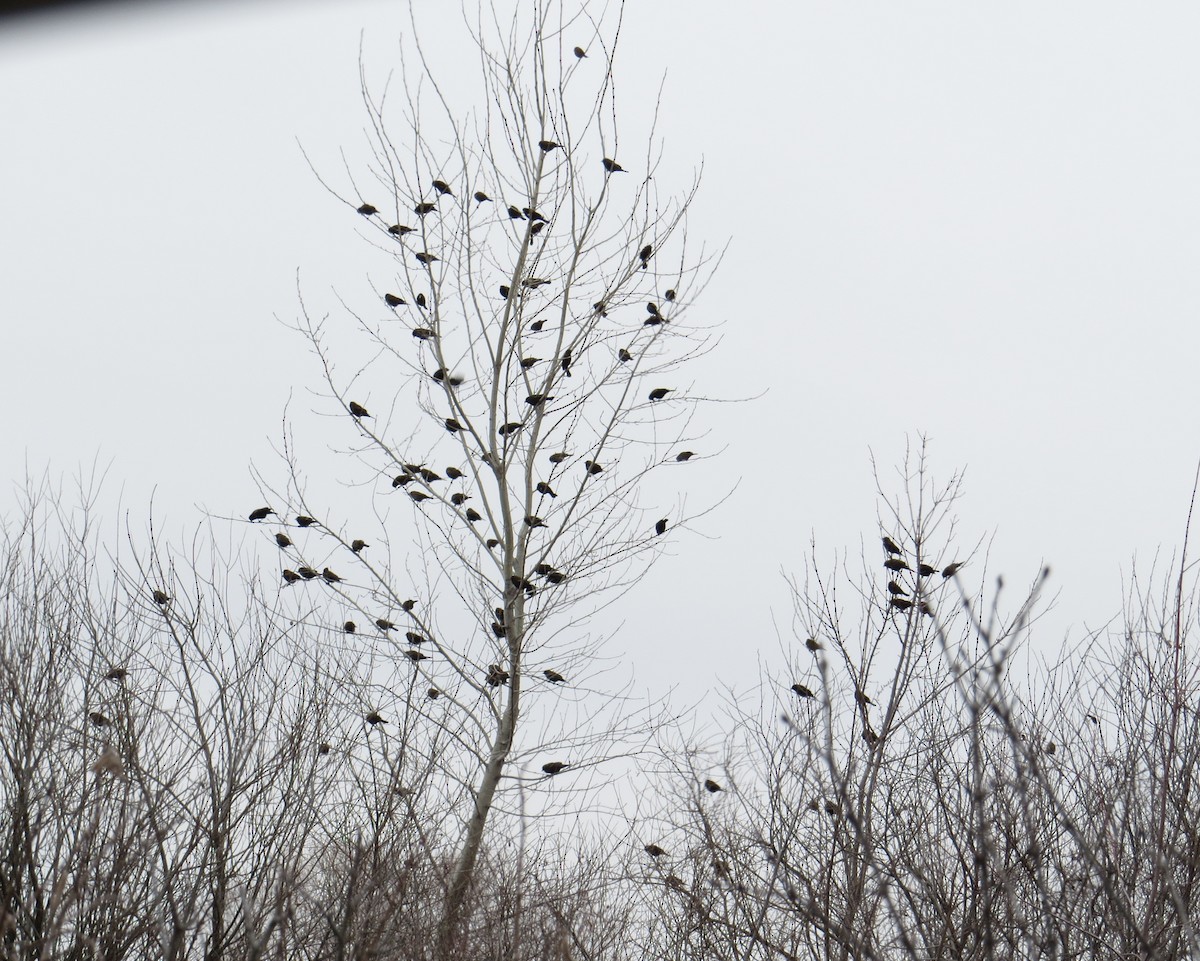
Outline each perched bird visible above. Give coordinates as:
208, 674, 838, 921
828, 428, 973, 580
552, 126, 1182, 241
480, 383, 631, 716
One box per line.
544, 669, 566, 684
618, 347, 632, 363
1046, 741, 1057, 755
585, 460, 603, 475
416, 293, 427, 309
249, 507, 275, 522
644, 316, 664, 327
401, 599, 417, 612
414, 201, 437, 216
561, 347, 573, 377
536, 482, 557, 498
882, 536, 902, 555
523, 277, 549, 289
88, 711, 110, 727
531, 220, 546, 236
433, 368, 464, 386
351, 539, 368, 553
648, 388, 672, 401
664, 288, 677, 301
498, 421, 524, 436
321, 568, 341, 584
365, 711, 386, 726
445, 418, 464, 434
384, 293, 406, 307
538, 139, 560, 152
487, 664, 511, 687
889, 597, 913, 611
392, 474, 413, 488
523, 208, 547, 223
318, 742, 331, 755
520, 356, 542, 369
404, 650, 428, 663
415, 252, 438, 265
884, 558, 910, 572
507, 205, 524, 219
343, 621, 356, 634
491, 621, 506, 638
275, 532, 292, 549
388, 224, 413, 236
450, 492, 470, 506
474, 190, 491, 203
297, 566, 319, 580
647, 302, 660, 316
791, 683, 815, 699
432, 179, 453, 196
704, 779, 723, 793
446, 467, 464, 479
427, 687, 441, 700
282, 569, 301, 585
419, 468, 442, 483
349, 401, 370, 418
574, 45, 586, 58
499, 285, 511, 299
655, 518, 668, 536
486, 538, 500, 549
524, 515, 547, 528
465, 508, 482, 522
549, 451, 570, 463
675, 451, 694, 462
152, 589, 170, 606
643, 844, 667, 858
545, 571, 565, 584
356, 203, 378, 215
526, 393, 552, 407
805, 638, 821, 652
639, 243, 652, 266
104, 667, 128, 682
917, 563, 938, 577
542, 761, 569, 775
602, 157, 625, 173
412, 328, 435, 340
376, 618, 396, 631
296, 515, 317, 527
406, 631, 427, 645
855, 690, 874, 706
409, 491, 431, 503
942, 562, 964, 578
886, 581, 909, 597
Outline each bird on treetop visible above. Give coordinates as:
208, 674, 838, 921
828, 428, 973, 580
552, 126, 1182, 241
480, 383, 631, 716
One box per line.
427, 687, 441, 700
535, 482, 556, 498
415, 252, 438, 265
451, 491, 470, 506
520, 356, 542, 369
446, 466, 464, 479
525, 515, 547, 529
507, 205, 524, 219
526, 393, 552, 407
414, 201, 436, 216
542, 761, 569, 775
884, 557, 910, 572
275, 533, 292, 549
412, 328, 435, 341
415, 293, 427, 309
585, 460, 603, 475
644, 844, 667, 858
388, 224, 413, 236
349, 401, 370, 418
561, 348, 573, 376
343, 621, 356, 634
704, 778, 723, 793
602, 157, 624, 173
432, 179, 452, 196
639, 243, 652, 265
384, 293, 405, 307
887, 580, 909, 597
409, 491, 431, 503
574, 46, 586, 58
664, 288, 677, 301
321, 568, 341, 583
376, 619, 396, 631
419, 468, 442, 483
401, 599, 417, 612
918, 563, 938, 577
296, 515, 317, 527
88, 711, 110, 727
445, 418, 464, 433
365, 711, 385, 726
351, 539, 368, 553
544, 669, 566, 684
942, 562, 964, 578
282, 569, 301, 584
474, 190, 491, 203
882, 536, 902, 554
805, 637, 821, 652
297, 566, 318, 579
465, 508, 482, 522
648, 387, 672, 401
792, 683, 815, 699
618, 347, 632, 363
152, 589, 170, 606
538, 139, 560, 152
675, 451, 694, 462
549, 451, 569, 463
890, 597, 914, 611
104, 667, 128, 682
404, 650, 427, 662
655, 518, 668, 536
248, 506, 275, 522
356, 203, 377, 215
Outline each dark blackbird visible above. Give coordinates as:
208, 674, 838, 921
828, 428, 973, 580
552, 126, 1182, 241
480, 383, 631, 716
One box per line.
675, 451, 694, 462
432, 179, 453, 196
152, 589, 170, 606
887, 581, 908, 596
388, 224, 413, 235
404, 650, 427, 662
365, 712, 386, 726
918, 563, 938, 577
318, 742, 331, 755
523, 277, 549, 289
664, 288, 677, 301
574, 46, 586, 58
500, 285, 511, 299
805, 637, 821, 651
384, 293, 405, 307
474, 190, 491, 203
445, 418, 464, 433
487, 664, 511, 687
296, 515, 317, 527
602, 157, 625, 173
401, 599, 417, 612
351, 539, 368, 553
536, 482, 556, 498
275, 532, 292, 548
544, 669, 566, 684
524, 515, 547, 528
297, 566, 318, 579
414, 201, 436, 215
321, 568, 341, 583
704, 779, 723, 793
89, 711, 110, 727
249, 507, 275, 522
409, 491, 431, 503
104, 668, 128, 682
593, 301, 608, 316
647, 302, 660, 315
655, 518, 668, 535
534, 561, 554, 575
648, 388, 672, 401
526, 393, 552, 407
889, 597, 913, 611
446, 467, 464, 479
538, 139, 560, 152
942, 562, 964, 578
356, 203, 377, 215
644, 316, 663, 327
585, 460, 603, 475
419, 468, 442, 482
561, 347, 573, 376
618, 347, 632, 362
412, 328, 435, 340
520, 356, 542, 369
406, 631, 427, 645
491, 621, 506, 638
392, 474, 413, 488
376, 619, 396, 631
855, 690, 874, 705
644, 844, 667, 858
522, 209, 547, 223
282, 569, 301, 584
343, 621, 356, 634
487, 538, 500, 549
542, 761, 569, 775
465, 508, 482, 522
416, 293, 427, 309
884, 558, 910, 572
639, 243, 652, 265
427, 687, 441, 700
549, 451, 569, 463
545, 571, 565, 584
791, 683, 814, 699
507, 205, 524, 219
349, 401, 370, 418
531, 221, 545, 236
882, 536, 902, 554
499, 421, 524, 436
415, 252, 438, 264
450, 492, 470, 506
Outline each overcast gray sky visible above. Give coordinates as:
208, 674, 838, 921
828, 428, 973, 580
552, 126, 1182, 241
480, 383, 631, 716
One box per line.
4, 0, 1200, 700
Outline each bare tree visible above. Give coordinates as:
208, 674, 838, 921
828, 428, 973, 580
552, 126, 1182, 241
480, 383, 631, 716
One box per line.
253, 1, 718, 954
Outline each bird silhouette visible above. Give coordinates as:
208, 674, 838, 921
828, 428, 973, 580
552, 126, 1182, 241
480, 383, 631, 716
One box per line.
401, 599, 417, 612
349, 401, 370, 418
664, 289, 677, 301
639, 244, 652, 266
526, 393, 552, 407
585, 460, 603, 475
602, 158, 625, 173
574, 46, 586, 58
409, 491, 431, 503
544, 669, 566, 684
644, 316, 664, 327
536, 482, 557, 498
343, 621, 356, 634
275, 532, 292, 548
404, 650, 428, 662
104, 668, 128, 682
538, 139, 560, 152
322, 568, 341, 583
427, 687, 441, 700
356, 203, 377, 215
296, 515, 317, 527
415, 252, 438, 265
450, 492, 470, 506
561, 348, 573, 377
648, 388, 672, 401
491, 621, 506, 638
282, 569, 301, 584
88, 711, 110, 727
465, 508, 482, 522
486, 538, 500, 549
618, 348, 632, 363
507, 205, 524, 219
917, 563, 938, 577
297, 566, 318, 580
474, 190, 491, 203
487, 664, 511, 687
647, 302, 660, 316
384, 293, 405, 307
643, 844, 667, 858
412, 328, 435, 341
522, 209, 547, 223
388, 224, 413, 236
499, 422, 524, 436
674, 451, 694, 462
886, 581, 909, 597
351, 539, 368, 553
882, 536, 902, 554
655, 518, 668, 535
542, 761, 569, 775
318, 743, 331, 755
525, 515, 547, 528
376, 618, 396, 631
520, 356, 542, 369
549, 452, 569, 463
416, 293, 426, 309
889, 597, 913, 611
446, 467, 464, 479
704, 779, 723, 793
432, 179, 453, 196
545, 571, 565, 584
392, 474, 413, 488
249, 507, 275, 522
855, 690, 874, 706
365, 712, 386, 726
152, 590, 170, 606
593, 301, 608, 316
942, 562, 964, 578
405, 631, 427, 645
419, 468, 442, 482
499, 285, 511, 299
445, 418, 464, 433
523, 276, 549, 288
792, 683, 815, 699
414, 201, 436, 216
